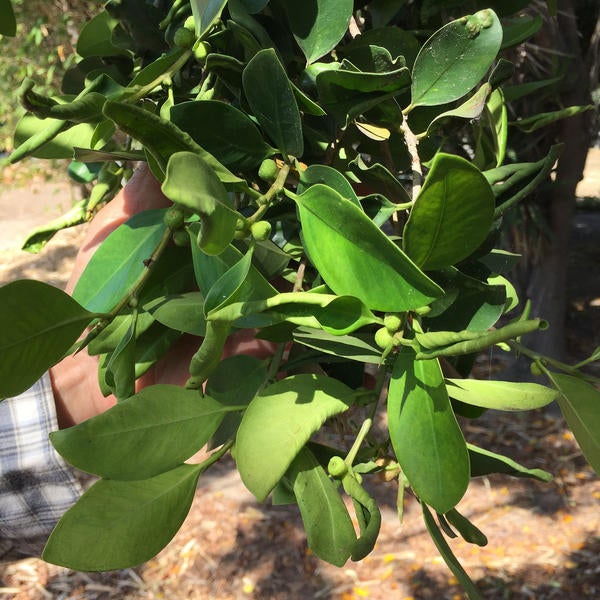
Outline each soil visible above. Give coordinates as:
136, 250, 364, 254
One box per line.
0, 152, 599, 600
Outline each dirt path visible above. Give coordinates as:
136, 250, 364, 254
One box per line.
0, 153, 599, 599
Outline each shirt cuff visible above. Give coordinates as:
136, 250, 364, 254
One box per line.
0, 373, 85, 560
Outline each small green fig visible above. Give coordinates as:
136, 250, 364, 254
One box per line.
250, 220, 272, 241
258, 158, 278, 183
163, 206, 186, 230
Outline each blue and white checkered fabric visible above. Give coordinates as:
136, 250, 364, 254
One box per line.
0, 374, 83, 560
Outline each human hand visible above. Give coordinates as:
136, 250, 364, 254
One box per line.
49, 165, 274, 428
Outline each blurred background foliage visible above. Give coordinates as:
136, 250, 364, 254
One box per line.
0, 0, 98, 151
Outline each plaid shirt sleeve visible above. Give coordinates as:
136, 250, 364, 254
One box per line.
0, 373, 85, 561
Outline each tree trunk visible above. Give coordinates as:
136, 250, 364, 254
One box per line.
507, 0, 595, 379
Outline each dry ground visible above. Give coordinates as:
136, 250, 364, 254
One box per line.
0, 151, 599, 599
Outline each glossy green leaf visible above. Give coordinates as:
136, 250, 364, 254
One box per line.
388, 351, 469, 513
129, 47, 187, 87
550, 373, 600, 474
102, 100, 241, 184
509, 105, 593, 134
0, 0, 16, 36
481, 88, 507, 168
488, 274, 518, 313
0, 281, 97, 400
446, 379, 557, 411
403, 153, 495, 270
170, 100, 274, 170
317, 63, 411, 124
162, 152, 238, 255
76, 10, 125, 57
187, 231, 276, 311
280, 0, 353, 64
287, 447, 357, 566
87, 310, 154, 356
243, 49, 304, 158
190, 0, 228, 37
422, 503, 483, 600
411, 10, 502, 108
73, 209, 166, 313
43, 464, 201, 571
298, 165, 361, 208
468, 444, 552, 481
295, 184, 442, 312
50, 385, 230, 480
235, 374, 353, 501
144, 292, 206, 336
425, 83, 491, 136
293, 328, 382, 364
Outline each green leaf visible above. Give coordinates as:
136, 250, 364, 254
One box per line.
316, 63, 411, 124
425, 83, 491, 136
500, 14, 542, 49
76, 10, 125, 57
170, 100, 274, 171
144, 292, 206, 336
509, 105, 593, 134
0, 281, 97, 400
422, 503, 483, 600
72, 209, 166, 313
279, 0, 353, 64
129, 48, 188, 87
403, 153, 495, 270
21, 199, 88, 253
0, 0, 16, 36
446, 379, 557, 411
287, 447, 357, 566
468, 443, 552, 482
549, 373, 600, 475
388, 351, 470, 513
235, 374, 353, 501
87, 310, 154, 356
161, 152, 238, 255
43, 464, 201, 571
293, 328, 382, 364
243, 48, 304, 158
445, 508, 488, 547
298, 165, 361, 208
190, 0, 228, 38
50, 385, 229, 480
295, 184, 442, 312
411, 10, 502, 108
104, 312, 136, 401
102, 100, 241, 184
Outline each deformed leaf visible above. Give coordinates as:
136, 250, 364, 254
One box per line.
509, 105, 593, 134
50, 385, 230, 479
468, 443, 552, 481
287, 446, 357, 566
422, 503, 483, 599
235, 374, 353, 501
43, 464, 202, 571
0, 281, 98, 399
295, 184, 443, 312
162, 152, 238, 255
388, 350, 470, 513
293, 328, 382, 364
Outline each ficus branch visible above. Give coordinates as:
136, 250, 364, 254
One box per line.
247, 162, 291, 224
399, 116, 422, 200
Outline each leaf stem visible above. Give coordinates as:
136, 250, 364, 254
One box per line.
247, 162, 291, 224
